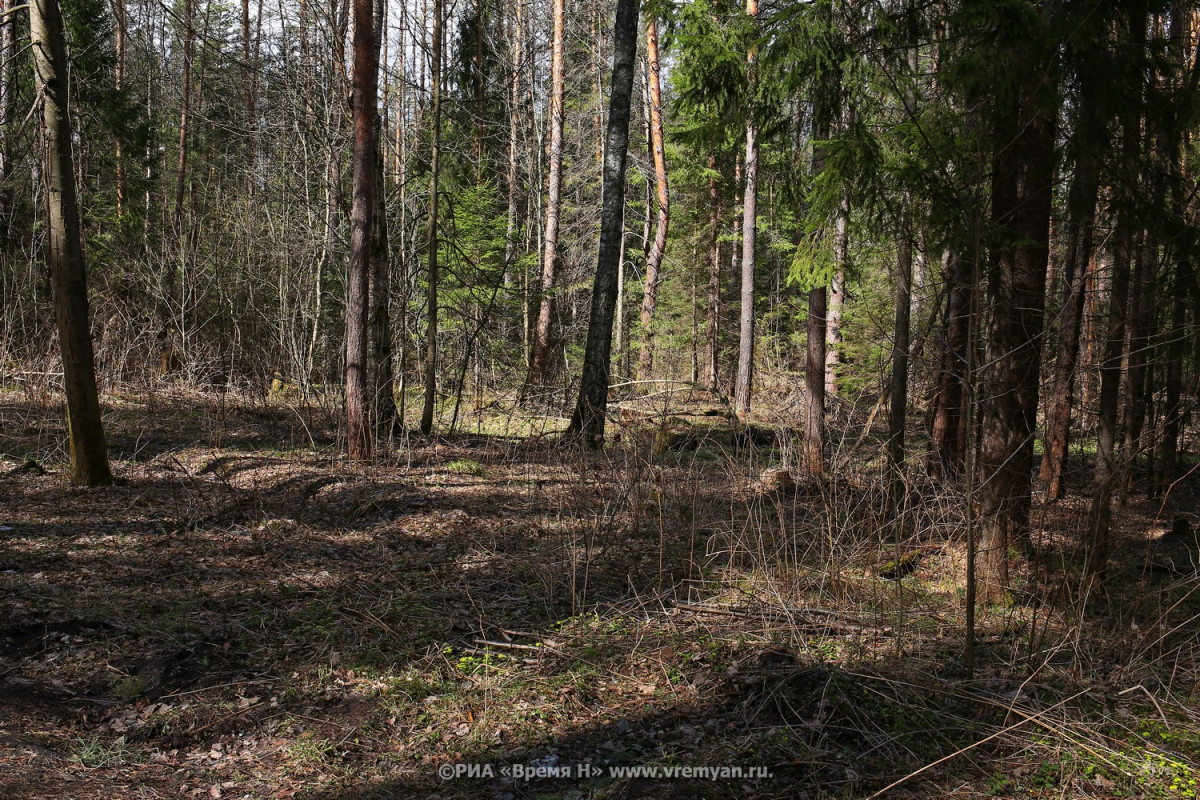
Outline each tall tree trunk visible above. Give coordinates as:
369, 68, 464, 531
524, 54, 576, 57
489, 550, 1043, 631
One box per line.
1157, 4, 1191, 496
638, 16, 669, 380
30, 0, 113, 486
888, 229, 912, 516
825, 192, 848, 398
1039, 147, 1100, 499
369, 0, 395, 439
975, 54, 1058, 603
1120, 230, 1154, 504
167, 0, 196, 339
419, 0, 442, 435
113, 0, 126, 219
803, 104, 836, 482
345, 0, 381, 459
0, 0, 17, 246
733, 0, 758, 414
525, 0, 565, 389
1085, 4, 1145, 582
704, 154, 721, 389
929, 250, 972, 479
564, 0, 639, 444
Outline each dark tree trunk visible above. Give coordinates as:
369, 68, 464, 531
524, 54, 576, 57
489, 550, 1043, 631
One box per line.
804, 285, 826, 480
975, 54, 1058, 603
345, 0, 381, 459
419, 0, 442, 435
704, 154, 721, 389
1120, 230, 1155, 504
929, 250, 972, 480
564, 0, 640, 445
1086, 4, 1145, 582
30, 0, 113, 486
525, 0, 565, 390
1039, 149, 1100, 499
888, 230, 912, 516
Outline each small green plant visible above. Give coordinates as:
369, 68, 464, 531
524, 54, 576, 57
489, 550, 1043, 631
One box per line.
72, 736, 136, 768
289, 736, 337, 766
446, 459, 484, 476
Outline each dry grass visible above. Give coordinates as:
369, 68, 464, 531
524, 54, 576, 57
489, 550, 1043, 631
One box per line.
0, 385, 1197, 799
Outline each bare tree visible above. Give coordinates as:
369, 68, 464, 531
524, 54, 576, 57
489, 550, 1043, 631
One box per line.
733, 0, 758, 414
30, 0, 113, 486
419, 0, 443, 435
638, 15, 669, 379
345, 0, 382, 458
525, 0, 565, 390
565, 0, 640, 444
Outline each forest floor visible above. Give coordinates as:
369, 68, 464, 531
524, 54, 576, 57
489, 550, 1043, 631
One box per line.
1, 384, 1198, 799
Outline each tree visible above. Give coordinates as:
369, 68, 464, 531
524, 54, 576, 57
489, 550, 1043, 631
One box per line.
733, 0, 758, 414
973, 13, 1058, 602
564, 0, 640, 445
525, 0, 565, 390
420, 0, 444, 436
1039, 13, 1109, 500
30, 0, 113, 486
638, 15, 669, 380
345, 0, 382, 459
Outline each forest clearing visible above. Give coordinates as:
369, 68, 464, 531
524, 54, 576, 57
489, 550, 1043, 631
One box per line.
2, 0, 1200, 795
1, 387, 1198, 798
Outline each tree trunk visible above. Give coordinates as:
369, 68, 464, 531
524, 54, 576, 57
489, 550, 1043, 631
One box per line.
419, 0, 442, 435
369, 20, 396, 440
345, 0, 381, 459
826, 193, 848, 398
0, 0, 17, 245
888, 229, 912, 516
30, 0, 113, 486
975, 57, 1058, 603
564, 0, 639, 445
638, 16, 669, 380
928, 250, 972, 480
525, 0, 565, 389
1085, 4, 1145, 582
113, 0, 126, 219
1086, 214, 1132, 582
804, 286, 826, 479
704, 154, 721, 389
733, 0, 758, 414
1157, 5, 1192, 496
167, 0, 196, 338
1120, 229, 1154, 504
1039, 148, 1100, 499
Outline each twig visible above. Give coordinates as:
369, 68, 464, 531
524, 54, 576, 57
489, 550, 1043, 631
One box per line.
864, 689, 1090, 799
1118, 684, 1170, 728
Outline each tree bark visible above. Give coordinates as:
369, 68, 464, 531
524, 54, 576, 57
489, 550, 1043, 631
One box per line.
826, 193, 848, 398
928, 250, 972, 480
733, 0, 758, 414
564, 0, 640, 445
525, 0, 565, 390
1039, 148, 1100, 499
638, 16, 669, 380
30, 0, 113, 486
975, 57, 1058, 603
888, 229, 912, 516
805, 285, 826, 479
345, 0, 381, 459
1085, 4, 1145, 582
369, 0, 395, 440
704, 154, 721, 389
419, 0, 443, 435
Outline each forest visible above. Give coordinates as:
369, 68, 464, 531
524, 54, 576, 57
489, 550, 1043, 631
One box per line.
1, 0, 1199, 796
